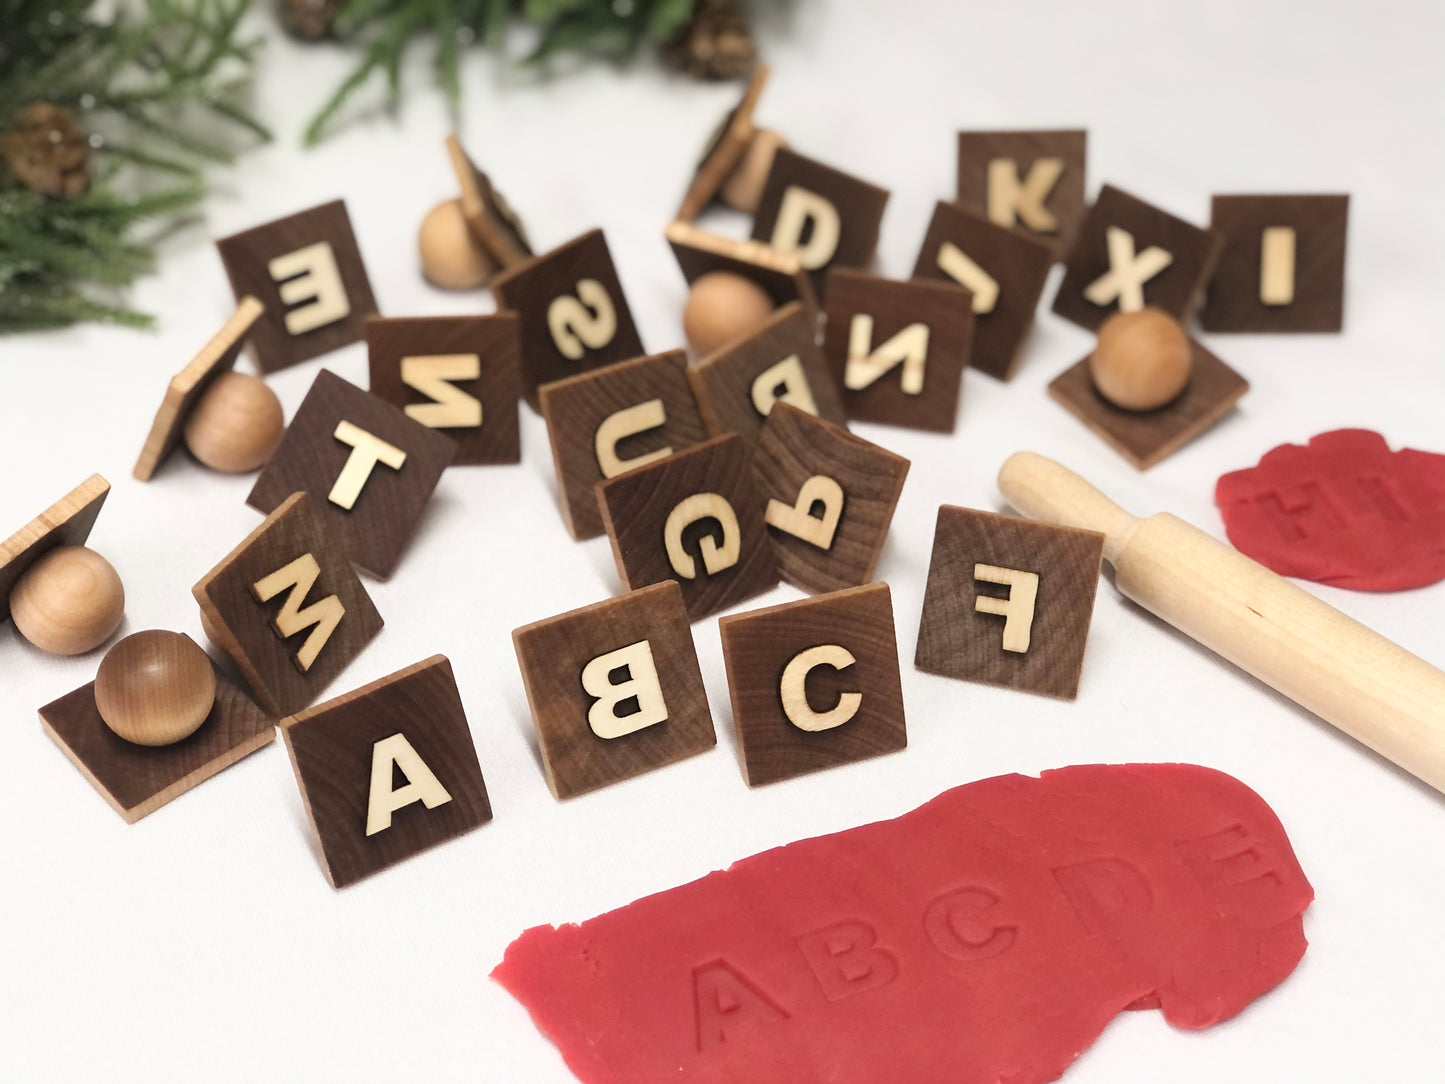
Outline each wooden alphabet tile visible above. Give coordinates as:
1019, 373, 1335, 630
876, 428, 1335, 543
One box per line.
749, 148, 890, 297
1052, 184, 1222, 332
915, 506, 1104, 699
538, 350, 709, 541
719, 582, 905, 787
1048, 338, 1249, 470
665, 219, 818, 322
247, 369, 456, 579
366, 314, 521, 466
1200, 194, 1349, 333
281, 655, 492, 888
215, 200, 378, 373
752, 403, 909, 594
957, 129, 1088, 260
675, 65, 769, 221
0, 473, 109, 625
911, 200, 1053, 381
598, 433, 779, 620
821, 269, 975, 433
512, 581, 715, 800
490, 229, 646, 410
39, 650, 274, 824
445, 134, 533, 268
193, 492, 383, 718
688, 301, 845, 445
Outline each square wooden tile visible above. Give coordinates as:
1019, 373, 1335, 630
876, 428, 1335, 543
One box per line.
247, 369, 456, 579
957, 129, 1088, 260
281, 655, 492, 888
39, 654, 274, 823
1048, 338, 1250, 469
490, 229, 645, 409
215, 200, 378, 374
911, 200, 1053, 381
675, 66, 769, 221
916, 507, 1104, 699
1200, 194, 1349, 333
749, 148, 889, 296
1053, 184, 1222, 332
1, 474, 110, 625
598, 433, 779, 620
194, 492, 384, 718
752, 402, 910, 594
365, 314, 521, 466
538, 350, 709, 541
445, 134, 533, 268
512, 581, 716, 800
719, 582, 905, 787
665, 219, 818, 322
688, 301, 845, 445
821, 269, 975, 433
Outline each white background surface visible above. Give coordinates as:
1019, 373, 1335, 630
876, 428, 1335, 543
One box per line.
3, 2, 1444, 1081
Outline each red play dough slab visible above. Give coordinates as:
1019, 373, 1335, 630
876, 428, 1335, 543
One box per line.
494, 764, 1313, 1084
1216, 428, 1445, 591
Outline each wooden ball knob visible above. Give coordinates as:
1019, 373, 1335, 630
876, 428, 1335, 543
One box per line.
683, 271, 775, 358
95, 630, 216, 747
419, 199, 495, 290
183, 371, 285, 473
1089, 308, 1194, 412
9, 545, 124, 656
721, 129, 788, 215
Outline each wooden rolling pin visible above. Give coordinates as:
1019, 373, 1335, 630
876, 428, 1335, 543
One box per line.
998, 451, 1445, 794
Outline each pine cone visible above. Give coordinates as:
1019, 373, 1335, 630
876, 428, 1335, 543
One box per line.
278, 0, 341, 40
663, 0, 756, 81
0, 102, 92, 198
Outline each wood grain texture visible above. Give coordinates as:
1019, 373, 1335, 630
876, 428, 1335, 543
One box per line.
0, 473, 109, 625
821, 269, 975, 433
215, 200, 377, 373
365, 314, 521, 466
911, 200, 1052, 381
956, 129, 1088, 261
490, 228, 645, 410
193, 492, 383, 718
134, 297, 264, 481
598, 433, 779, 620
1048, 337, 1249, 469
538, 350, 708, 541
1200, 194, 1349, 333
39, 658, 274, 823
752, 402, 909, 594
718, 581, 905, 786
675, 66, 768, 221
445, 134, 533, 268
512, 581, 715, 800
915, 506, 1104, 699
665, 220, 818, 322
247, 369, 456, 579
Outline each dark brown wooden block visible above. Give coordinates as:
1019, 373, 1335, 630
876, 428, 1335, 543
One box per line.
512, 581, 716, 800
280, 655, 491, 888
665, 219, 818, 322
915, 506, 1104, 699
215, 200, 378, 374
752, 403, 909, 594
957, 129, 1088, 260
1053, 184, 1222, 332
1200, 194, 1349, 333
39, 652, 274, 823
675, 66, 768, 221
821, 269, 975, 433
749, 148, 890, 296
490, 229, 645, 410
538, 350, 709, 541
365, 314, 521, 466
1, 473, 110, 625
445, 134, 533, 268
688, 301, 845, 445
598, 433, 779, 620
247, 369, 456, 579
719, 582, 905, 787
911, 200, 1052, 381
193, 492, 384, 718
1048, 338, 1250, 470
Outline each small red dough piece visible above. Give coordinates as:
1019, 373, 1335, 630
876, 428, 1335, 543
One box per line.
1216, 428, 1445, 591
493, 764, 1313, 1084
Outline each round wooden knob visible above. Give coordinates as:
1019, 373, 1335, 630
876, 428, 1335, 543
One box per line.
9, 545, 124, 656
683, 271, 775, 358
418, 198, 495, 290
721, 129, 788, 215
183, 370, 285, 473
94, 630, 216, 747
1088, 308, 1194, 412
